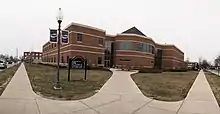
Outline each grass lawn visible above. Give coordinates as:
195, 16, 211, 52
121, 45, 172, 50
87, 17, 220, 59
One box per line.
131, 71, 198, 101
205, 71, 220, 107
24, 63, 112, 100
0, 64, 21, 95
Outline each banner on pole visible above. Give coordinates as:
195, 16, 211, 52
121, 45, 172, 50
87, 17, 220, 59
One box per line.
61, 30, 69, 44
49, 29, 58, 43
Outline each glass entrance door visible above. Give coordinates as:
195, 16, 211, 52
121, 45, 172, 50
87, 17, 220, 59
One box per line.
104, 60, 110, 68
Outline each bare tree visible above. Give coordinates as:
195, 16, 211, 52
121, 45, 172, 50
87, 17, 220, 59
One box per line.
214, 55, 220, 67
201, 59, 210, 69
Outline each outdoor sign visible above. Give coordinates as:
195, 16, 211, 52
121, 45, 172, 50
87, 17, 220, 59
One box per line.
71, 60, 84, 69
49, 29, 57, 43
61, 30, 69, 44
67, 56, 88, 81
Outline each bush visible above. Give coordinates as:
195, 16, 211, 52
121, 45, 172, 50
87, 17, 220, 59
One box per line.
163, 68, 187, 72
38, 63, 67, 68
139, 68, 163, 73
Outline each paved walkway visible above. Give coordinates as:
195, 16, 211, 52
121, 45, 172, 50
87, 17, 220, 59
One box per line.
0, 63, 219, 114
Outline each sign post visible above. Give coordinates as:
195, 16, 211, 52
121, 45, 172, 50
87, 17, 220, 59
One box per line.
67, 58, 72, 81
84, 59, 87, 80
218, 64, 220, 76
67, 56, 87, 81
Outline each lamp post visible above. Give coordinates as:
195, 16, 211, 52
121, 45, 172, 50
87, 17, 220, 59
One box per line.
54, 8, 63, 89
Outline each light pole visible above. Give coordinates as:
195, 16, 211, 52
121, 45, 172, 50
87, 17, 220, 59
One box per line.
54, 8, 63, 89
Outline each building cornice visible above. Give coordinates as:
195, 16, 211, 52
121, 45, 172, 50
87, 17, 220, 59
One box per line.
64, 22, 106, 32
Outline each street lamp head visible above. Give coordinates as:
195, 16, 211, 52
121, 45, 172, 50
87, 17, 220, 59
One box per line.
56, 8, 63, 22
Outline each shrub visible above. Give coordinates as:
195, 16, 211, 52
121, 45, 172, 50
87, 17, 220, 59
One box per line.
139, 68, 163, 73
38, 63, 67, 68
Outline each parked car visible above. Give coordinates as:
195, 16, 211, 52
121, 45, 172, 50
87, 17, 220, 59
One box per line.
8, 61, 13, 64
0, 60, 7, 69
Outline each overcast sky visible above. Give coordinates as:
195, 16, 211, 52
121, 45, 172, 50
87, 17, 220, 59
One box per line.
0, 0, 220, 62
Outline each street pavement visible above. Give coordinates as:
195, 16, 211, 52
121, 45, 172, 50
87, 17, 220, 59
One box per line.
0, 63, 219, 114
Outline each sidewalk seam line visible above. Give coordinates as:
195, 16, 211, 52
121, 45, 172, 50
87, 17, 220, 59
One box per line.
130, 99, 154, 114
34, 99, 41, 114
80, 94, 121, 109
79, 101, 101, 114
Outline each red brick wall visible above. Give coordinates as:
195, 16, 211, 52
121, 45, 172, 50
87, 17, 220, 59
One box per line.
42, 22, 185, 69
114, 35, 155, 69
42, 24, 105, 67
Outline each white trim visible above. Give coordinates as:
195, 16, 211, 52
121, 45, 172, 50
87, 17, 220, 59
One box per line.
116, 50, 154, 55
46, 50, 104, 56
116, 54, 154, 59
72, 44, 104, 50
69, 31, 105, 39
43, 44, 105, 55
163, 56, 184, 62
162, 59, 183, 63
64, 22, 106, 32
106, 34, 116, 37
162, 49, 184, 56
77, 41, 83, 43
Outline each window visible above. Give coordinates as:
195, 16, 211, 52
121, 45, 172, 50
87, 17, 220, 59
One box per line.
77, 33, 82, 41
54, 57, 56, 62
149, 45, 152, 53
136, 43, 143, 51
52, 44, 53, 48
66, 56, 69, 63
99, 38, 103, 45
151, 60, 154, 64
151, 46, 155, 54
98, 57, 102, 64
54, 44, 57, 47
119, 42, 131, 50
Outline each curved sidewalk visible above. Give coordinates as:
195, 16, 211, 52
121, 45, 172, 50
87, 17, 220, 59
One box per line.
0, 63, 219, 114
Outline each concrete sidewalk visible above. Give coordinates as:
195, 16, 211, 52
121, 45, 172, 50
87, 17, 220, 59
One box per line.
0, 63, 219, 114
178, 70, 220, 114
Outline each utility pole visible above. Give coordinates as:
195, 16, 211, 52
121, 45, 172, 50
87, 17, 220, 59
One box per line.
16, 48, 18, 59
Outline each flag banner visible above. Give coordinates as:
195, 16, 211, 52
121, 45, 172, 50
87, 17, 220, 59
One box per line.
49, 29, 57, 43
61, 30, 69, 44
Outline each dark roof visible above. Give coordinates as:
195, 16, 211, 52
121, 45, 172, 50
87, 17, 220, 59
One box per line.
122, 27, 146, 36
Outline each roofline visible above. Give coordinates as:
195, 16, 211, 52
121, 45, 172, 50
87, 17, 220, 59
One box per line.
42, 41, 50, 48
106, 34, 116, 37
117, 33, 152, 40
156, 43, 184, 54
63, 22, 106, 32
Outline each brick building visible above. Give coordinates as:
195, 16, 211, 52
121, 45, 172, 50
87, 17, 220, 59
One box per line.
24, 52, 42, 60
42, 22, 184, 69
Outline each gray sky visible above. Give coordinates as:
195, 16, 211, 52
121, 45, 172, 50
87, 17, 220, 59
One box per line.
0, 0, 220, 62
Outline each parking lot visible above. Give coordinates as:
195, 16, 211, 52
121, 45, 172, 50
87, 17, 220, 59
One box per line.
0, 63, 16, 72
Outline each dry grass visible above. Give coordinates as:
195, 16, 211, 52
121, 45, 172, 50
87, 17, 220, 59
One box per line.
24, 63, 112, 100
205, 71, 220, 107
131, 71, 198, 101
0, 64, 21, 95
